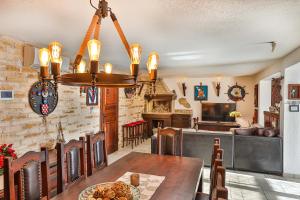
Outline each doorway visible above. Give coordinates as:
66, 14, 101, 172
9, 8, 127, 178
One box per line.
100, 88, 119, 154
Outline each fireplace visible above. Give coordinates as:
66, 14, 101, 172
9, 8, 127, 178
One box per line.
144, 94, 175, 113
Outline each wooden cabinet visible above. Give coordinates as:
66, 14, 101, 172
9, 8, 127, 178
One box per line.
196, 121, 240, 131
264, 111, 280, 129
171, 114, 192, 128
142, 113, 192, 136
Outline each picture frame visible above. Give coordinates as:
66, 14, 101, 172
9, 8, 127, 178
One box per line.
194, 85, 208, 101
86, 87, 99, 106
289, 104, 299, 112
288, 84, 300, 100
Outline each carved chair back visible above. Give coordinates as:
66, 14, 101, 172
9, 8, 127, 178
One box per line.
56, 139, 86, 194
4, 148, 49, 200
211, 167, 228, 200
157, 128, 183, 156
84, 131, 108, 176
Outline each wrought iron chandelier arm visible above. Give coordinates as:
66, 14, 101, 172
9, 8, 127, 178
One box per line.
110, 12, 131, 58
73, 14, 99, 71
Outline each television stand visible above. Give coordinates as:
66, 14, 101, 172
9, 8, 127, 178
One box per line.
196, 121, 240, 131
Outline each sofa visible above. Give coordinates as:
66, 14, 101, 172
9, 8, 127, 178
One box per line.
151, 127, 283, 174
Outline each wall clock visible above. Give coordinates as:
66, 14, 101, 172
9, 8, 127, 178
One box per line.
29, 81, 58, 116
226, 83, 248, 102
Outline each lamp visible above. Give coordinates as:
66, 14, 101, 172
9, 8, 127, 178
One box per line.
87, 39, 101, 74
104, 63, 112, 74
147, 51, 159, 81
48, 41, 62, 90
38, 48, 50, 79
130, 43, 142, 80
215, 76, 221, 97
77, 59, 86, 73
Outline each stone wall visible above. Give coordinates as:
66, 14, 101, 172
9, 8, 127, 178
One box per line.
118, 85, 148, 147
0, 36, 100, 155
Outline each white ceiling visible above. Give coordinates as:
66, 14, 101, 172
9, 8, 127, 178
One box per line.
1, 0, 300, 77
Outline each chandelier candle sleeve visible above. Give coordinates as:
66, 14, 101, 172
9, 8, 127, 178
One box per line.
39, 48, 50, 78
88, 39, 101, 74
104, 63, 113, 74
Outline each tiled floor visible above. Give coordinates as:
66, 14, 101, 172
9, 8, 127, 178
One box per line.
108, 140, 300, 200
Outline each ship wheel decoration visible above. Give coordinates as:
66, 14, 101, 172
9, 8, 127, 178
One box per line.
29, 81, 58, 116
226, 83, 248, 102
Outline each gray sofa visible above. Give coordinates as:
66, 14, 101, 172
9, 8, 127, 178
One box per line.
151, 128, 283, 174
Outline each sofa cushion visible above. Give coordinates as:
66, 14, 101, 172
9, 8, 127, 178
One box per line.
235, 127, 257, 136
257, 128, 266, 136
264, 129, 279, 137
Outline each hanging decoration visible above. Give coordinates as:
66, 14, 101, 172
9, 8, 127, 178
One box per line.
226, 83, 248, 102
29, 0, 160, 117
28, 81, 58, 116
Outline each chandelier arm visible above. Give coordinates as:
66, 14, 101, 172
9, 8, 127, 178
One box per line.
90, 0, 98, 10
94, 17, 101, 40
73, 14, 99, 71
110, 12, 131, 58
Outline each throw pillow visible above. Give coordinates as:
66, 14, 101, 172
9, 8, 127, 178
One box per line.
235, 127, 257, 136
264, 129, 279, 137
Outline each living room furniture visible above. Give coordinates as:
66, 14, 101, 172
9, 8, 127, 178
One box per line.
142, 113, 191, 135
4, 148, 49, 200
264, 111, 280, 129
85, 132, 108, 176
196, 121, 240, 131
152, 129, 234, 168
233, 134, 283, 174
157, 128, 183, 156
56, 139, 86, 194
151, 128, 283, 174
51, 152, 204, 200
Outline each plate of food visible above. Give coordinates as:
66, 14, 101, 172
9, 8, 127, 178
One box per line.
78, 181, 140, 200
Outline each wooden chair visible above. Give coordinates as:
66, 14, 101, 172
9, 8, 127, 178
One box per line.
4, 148, 49, 200
84, 131, 108, 176
211, 167, 228, 200
157, 128, 183, 156
56, 139, 86, 194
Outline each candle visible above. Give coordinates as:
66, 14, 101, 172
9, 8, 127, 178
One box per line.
130, 173, 140, 187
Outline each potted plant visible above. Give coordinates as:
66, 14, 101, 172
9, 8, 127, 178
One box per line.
0, 144, 17, 175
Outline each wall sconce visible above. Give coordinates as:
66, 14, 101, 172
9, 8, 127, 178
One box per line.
182, 83, 187, 96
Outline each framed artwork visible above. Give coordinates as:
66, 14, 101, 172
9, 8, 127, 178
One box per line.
289, 104, 299, 112
86, 87, 99, 106
194, 85, 208, 101
288, 84, 300, 100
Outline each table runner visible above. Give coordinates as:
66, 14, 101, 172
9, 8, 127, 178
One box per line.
117, 172, 165, 200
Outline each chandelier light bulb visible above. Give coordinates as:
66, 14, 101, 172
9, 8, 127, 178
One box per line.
104, 63, 113, 74
147, 51, 159, 73
48, 41, 63, 64
78, 59, 86, 73
130, 43, 142, 64
39, 48, 51, 66
87, 39, 101, 62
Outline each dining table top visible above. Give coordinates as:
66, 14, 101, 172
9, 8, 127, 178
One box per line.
51, 152, 204, 200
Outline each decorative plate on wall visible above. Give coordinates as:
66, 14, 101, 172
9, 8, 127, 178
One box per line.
226, 83, 248, 102
29, 81, 58, 116
124, 87, 136, 99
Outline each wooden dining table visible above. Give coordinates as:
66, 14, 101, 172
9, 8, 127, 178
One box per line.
52, 152, 204, 200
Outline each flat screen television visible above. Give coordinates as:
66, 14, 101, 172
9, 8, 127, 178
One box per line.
202, 103, 236, 122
